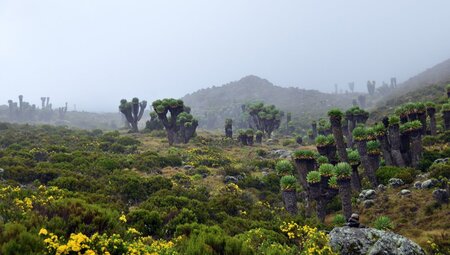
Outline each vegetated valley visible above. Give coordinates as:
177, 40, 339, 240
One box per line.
0, 73, 449, 254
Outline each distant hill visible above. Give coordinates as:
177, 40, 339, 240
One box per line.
374, 58, 450, 106
370, 58, 450, 122
182, 75, 360, 130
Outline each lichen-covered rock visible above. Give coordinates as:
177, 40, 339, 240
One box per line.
413, 181, 422, 189
388, 178, 404, 188
363, 199, 375, 208
399, 189, 411, 196
377, 184, 386, 191
224, 176, 238, 183
329, 227, 425, 255
359, 189, 376, 201
432, 189, 449, 204
434, 158, 449, 164
270, 149, 291, 159
421, 179, 438, 189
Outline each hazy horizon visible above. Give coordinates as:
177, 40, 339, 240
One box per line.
1, 1, 450, 112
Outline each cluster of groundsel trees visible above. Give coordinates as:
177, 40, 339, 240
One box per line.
119, 98, 198, 145
277, 86, 449, 221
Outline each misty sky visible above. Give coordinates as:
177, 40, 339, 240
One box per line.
1, 1, 450, 112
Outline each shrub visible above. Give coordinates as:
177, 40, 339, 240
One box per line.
372, 216, 394, 230
127, 209, 163, 236
332, 214, 346, 226
429, 162, 450, 179
376, 166, 417, 184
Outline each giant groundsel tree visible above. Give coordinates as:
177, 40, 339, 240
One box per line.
119, 98, 147, 133
245, 102, 284, 138
152, 98, 198, 145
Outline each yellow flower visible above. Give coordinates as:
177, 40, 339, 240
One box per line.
119, 214, 127, 223
39, 228, 48, 236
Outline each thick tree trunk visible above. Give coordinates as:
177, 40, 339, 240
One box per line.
427, 109, 437, 136
225, 127, 232, 138
312, 123, 318, 138
388, 124, 405, 167
167, 129, 176, 145
400, 132, 411, 166
330, 117, 349, 163
444, 111, 450, 130
282, 190, 298, 215
327, 145, 339, 165
316, 198, 327, 222
356, 140, 375, 187
400, 115, 408, 124
130, 121, 138, 133
338, 178, 352, 220
410, 130, 423, 168
408, 113, 418, 121
255, 135, 262, 144
417, 112, 427, 135
294, 159, 315, 191
351, 164, 362, 192
347, 117, 355, 148
367, 154, 380, 187
377, 134, 393, 166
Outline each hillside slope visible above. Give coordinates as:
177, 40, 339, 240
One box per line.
373, 58, 450, 110
182, 75, 359, 130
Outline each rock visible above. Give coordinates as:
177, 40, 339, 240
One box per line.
377, 184, 386, 191
388, 178, 404, 188
359, 189, 376, 200
270, 149, 291, 159
329, 227, 425, 255
0, 168, 4, 174
266, 139, 279, 145
363, 199, 375, 208
421, 179, 438, 189
400, 189, 411, 196
183, 165, 194, 170
432, 189, 449, 204
224, 176, 238, 183
413, 181, 422, 189
433, 158, 449, 164
261, 171, 268, 176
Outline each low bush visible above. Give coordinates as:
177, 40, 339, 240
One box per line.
376, 166, 417, 185
429, 162, 450, 179
372, 216, 394, 230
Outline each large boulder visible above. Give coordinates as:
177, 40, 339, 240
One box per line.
432, 189, 449, 204
421, 179, 438, 189
388, 178, 404, 188
329, 227, 425, 255
359, 189, 376, 201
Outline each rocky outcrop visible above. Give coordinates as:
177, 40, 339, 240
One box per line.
329, 227, 425, 255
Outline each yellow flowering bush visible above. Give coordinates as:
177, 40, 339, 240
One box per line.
280, 222, 337, 255
0, 184, 64, 221
39, 228, 178, 255
184, 147, 232, 167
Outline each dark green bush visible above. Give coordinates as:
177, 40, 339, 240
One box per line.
128, 209, 162, 236
376, 166, 418, 184
429, 162, 450, 179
